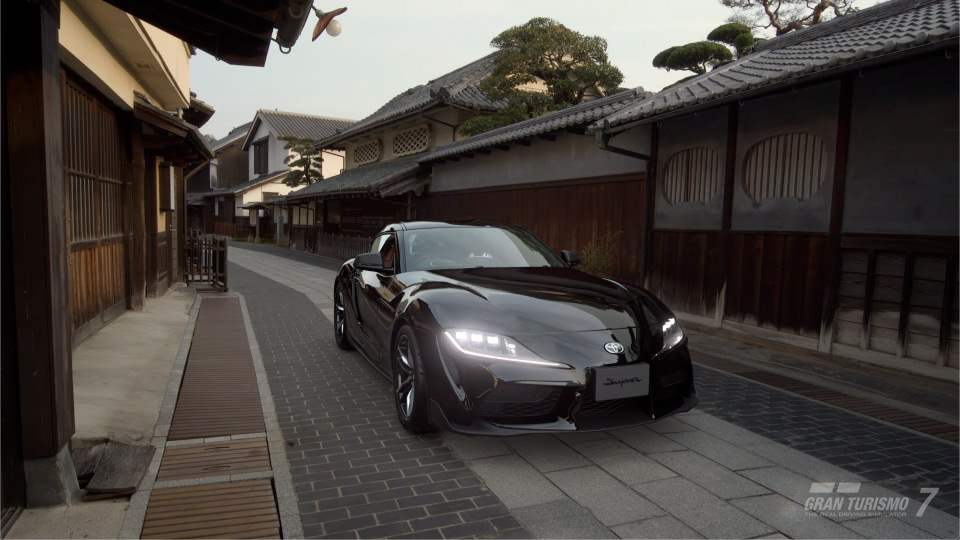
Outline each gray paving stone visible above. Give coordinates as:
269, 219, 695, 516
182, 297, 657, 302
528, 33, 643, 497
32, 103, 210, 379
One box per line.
611, 516, 704, 539
730, 493, 863, 539
468, 454, 566, 509
546, 466, 663, 526
664, 430, 773, 470
504, 434, 591, 473
852, 483, 959, 539
512, 499, 617, 539
748, 443, 866, 482
609, 426, 685, 455
650, 450, 769, 499
441, 433, 513, 460
567, 438, 676, 485
843, 516, 937, 539
673, 412, 772, 447
645, 417, 698, 434
553, 431, 611, 444
633, 477, 774, 539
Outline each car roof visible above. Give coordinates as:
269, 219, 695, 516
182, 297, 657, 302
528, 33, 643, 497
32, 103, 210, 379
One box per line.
381, 220, 515, 232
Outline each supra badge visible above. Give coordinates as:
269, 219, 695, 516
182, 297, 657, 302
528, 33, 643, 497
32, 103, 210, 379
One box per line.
604, 342, 625, 354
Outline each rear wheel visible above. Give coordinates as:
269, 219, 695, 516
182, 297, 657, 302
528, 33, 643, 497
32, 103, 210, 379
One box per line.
333, 284, 353, 350
393, 326, 431, 433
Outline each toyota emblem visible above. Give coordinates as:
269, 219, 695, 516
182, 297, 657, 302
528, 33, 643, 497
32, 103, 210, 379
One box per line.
604, 342, 625, 354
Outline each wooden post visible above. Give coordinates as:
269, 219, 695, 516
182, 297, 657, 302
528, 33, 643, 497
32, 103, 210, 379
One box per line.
715, 103, 740, 327
144, 153, 158, 296
4, 0, 76, 472
128, 121, 146, 309
176, 166, 185, 282
640, 123, 659, 288
818, 74, 855, 352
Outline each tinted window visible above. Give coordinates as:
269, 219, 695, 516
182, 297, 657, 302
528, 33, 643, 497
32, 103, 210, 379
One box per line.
405, 227, 563, 271
379, 234, 398, 271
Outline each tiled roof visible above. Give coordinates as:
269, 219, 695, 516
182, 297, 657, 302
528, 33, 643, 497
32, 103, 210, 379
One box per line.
211, 121, 253, 151
317, 53, 504, 148
242, 110, 355, 149
285, 155, 422, 201
596, 0, 959, 130
420, 89, 649, 162
204, 171, 288, 197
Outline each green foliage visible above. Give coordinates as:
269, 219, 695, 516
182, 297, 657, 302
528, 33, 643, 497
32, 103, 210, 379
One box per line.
707, 22, 754, 57
652, 41, 733, 75
577, 230, 622, 278
459, 17, 624, 137
280, 136, 323, 187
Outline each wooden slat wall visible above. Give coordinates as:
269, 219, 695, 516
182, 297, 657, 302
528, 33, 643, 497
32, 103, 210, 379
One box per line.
62, 72, 128, 343
647, 231, 723, 318
417, 176, 645, 281
216, 144, 249, 189
724, 233, 829, 337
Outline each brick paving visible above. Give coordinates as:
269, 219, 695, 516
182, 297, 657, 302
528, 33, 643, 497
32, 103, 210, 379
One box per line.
229, 244, 960, 539
230, 263, 529, 539
694, 362, 960, 516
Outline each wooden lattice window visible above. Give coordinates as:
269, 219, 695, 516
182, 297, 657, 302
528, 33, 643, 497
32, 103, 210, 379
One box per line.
354, 139, 381, 165
392, 125, 429, 156
743, 133, 827, 204
661, 147, 722, 205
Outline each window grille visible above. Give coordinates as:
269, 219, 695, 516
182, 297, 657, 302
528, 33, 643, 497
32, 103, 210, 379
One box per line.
354, 139, 381, 165
661, 147, 722, 205
743, 133, 827, 204
392, 125, 429, 156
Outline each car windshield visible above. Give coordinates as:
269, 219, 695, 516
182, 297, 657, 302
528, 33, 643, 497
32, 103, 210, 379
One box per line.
404, 227, 564, 271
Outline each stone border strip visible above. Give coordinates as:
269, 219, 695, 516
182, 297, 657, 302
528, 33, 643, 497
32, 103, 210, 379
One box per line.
239, 294, 304, 539
118, 292, 203, 539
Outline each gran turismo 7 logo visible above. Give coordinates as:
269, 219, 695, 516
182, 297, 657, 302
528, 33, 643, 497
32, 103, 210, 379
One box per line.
804, 482, 939, 518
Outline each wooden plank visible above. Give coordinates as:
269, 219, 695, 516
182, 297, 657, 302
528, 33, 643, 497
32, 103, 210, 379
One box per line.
897, 252, 915, 357
84, 442, 154, 496
938, 256, 958, 366
759, 235, 784, 330
142, 480, 280, 539
861, 250, 877, 349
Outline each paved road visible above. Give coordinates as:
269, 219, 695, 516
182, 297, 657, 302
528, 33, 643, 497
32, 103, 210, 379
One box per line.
230, 244, 959, 539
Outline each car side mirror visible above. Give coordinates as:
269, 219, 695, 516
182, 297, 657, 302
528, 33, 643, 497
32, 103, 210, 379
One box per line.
355, 252, 391, 273
561, 250, 580, 267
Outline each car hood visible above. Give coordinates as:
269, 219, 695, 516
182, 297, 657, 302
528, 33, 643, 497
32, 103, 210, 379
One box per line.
401, 267, 650, 334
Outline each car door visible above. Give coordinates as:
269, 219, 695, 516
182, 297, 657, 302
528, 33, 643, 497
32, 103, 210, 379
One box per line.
352, 234, 387, 356
367, 234, 404, 366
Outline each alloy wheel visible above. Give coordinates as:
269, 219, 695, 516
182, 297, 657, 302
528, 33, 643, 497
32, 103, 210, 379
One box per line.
395, 335, 415, 421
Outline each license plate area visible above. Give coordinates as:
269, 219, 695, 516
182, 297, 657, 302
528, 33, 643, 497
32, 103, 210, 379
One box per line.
593, 363, 650, 401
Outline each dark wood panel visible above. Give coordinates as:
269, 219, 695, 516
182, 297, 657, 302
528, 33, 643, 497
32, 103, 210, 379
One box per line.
647, 230, 723, 318
417, 176, 645, 282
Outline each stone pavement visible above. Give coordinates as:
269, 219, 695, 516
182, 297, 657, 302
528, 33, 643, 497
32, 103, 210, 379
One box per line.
229, 243, 959, 539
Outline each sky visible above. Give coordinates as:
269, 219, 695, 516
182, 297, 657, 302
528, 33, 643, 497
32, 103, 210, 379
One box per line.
191, 0, 752, 139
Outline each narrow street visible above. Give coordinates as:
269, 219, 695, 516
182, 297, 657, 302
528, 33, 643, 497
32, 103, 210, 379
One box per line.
228, 243, 959, 539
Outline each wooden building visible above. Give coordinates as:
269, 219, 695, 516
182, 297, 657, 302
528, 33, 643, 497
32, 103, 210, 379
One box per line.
1, 0, 313, 519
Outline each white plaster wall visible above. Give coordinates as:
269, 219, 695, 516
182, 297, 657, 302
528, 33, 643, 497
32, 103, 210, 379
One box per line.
236, 180, 296, 217
247, 120, 294, 180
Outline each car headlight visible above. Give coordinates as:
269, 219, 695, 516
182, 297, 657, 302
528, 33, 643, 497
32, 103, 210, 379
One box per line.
659, 317, 685, 354
443, 330, 568, 368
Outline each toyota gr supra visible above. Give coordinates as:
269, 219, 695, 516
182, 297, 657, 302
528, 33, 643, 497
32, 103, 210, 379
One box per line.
333, 221, 698, 435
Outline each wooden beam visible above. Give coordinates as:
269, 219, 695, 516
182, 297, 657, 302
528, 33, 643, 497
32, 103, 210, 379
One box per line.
640, 123, 659, 287
5, 0, 74, 458
897, 252, 915, 358
516, 139, 532, 146
938, 255, 957, 366
477, 149, 491, 155
715, 102, 739, 326
818, 74, 855, 352
144, 153, 159, 296
128, 119, 146, 310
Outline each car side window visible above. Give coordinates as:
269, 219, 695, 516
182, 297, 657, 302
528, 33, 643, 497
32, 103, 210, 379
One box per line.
369, 235, 387, 254
379, 234, 398, 272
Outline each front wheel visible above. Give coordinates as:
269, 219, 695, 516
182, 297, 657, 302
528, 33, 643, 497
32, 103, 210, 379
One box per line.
393, 326, 431, 433
333, 284, 354, 351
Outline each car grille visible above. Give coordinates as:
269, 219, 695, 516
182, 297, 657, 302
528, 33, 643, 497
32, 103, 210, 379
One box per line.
578, 396, 640, 417
479, 385, 561, 419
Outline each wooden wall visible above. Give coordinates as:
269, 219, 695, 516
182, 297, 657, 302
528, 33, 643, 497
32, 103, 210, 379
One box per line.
217, 143, 248, 189
417, 175, 645, 281
646, 231, 723, 319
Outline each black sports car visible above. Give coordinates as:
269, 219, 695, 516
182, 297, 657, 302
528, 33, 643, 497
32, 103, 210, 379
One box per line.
334, 221, 697, 435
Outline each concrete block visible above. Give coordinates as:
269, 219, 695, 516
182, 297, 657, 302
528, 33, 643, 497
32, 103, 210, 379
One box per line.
505, 435, 591, 473
748, 443, 866, 482
545, 466, 663, 526
633, 477, 773, 539
646, 417, 697, 434
843, 516, 936, 539
467, 454, 566, 509
674, 413, 772, 447
569, 438, 676, 485
609, 426, 685, 454
649, 450, 768, 499
664, 431, 773, 470
442, 432, 512, 460
23, 445, 81, 507
512, 499, 617, 539
612, 516, 704, 539
730, 494, 862, 539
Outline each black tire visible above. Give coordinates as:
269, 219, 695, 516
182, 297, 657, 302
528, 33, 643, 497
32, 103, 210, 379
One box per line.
393, 326, 431, 433
333, 283, 354, 351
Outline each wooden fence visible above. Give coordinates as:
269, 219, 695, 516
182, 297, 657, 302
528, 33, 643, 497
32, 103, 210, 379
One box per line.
289, 226, 370, 262
184, 230, 228, 291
